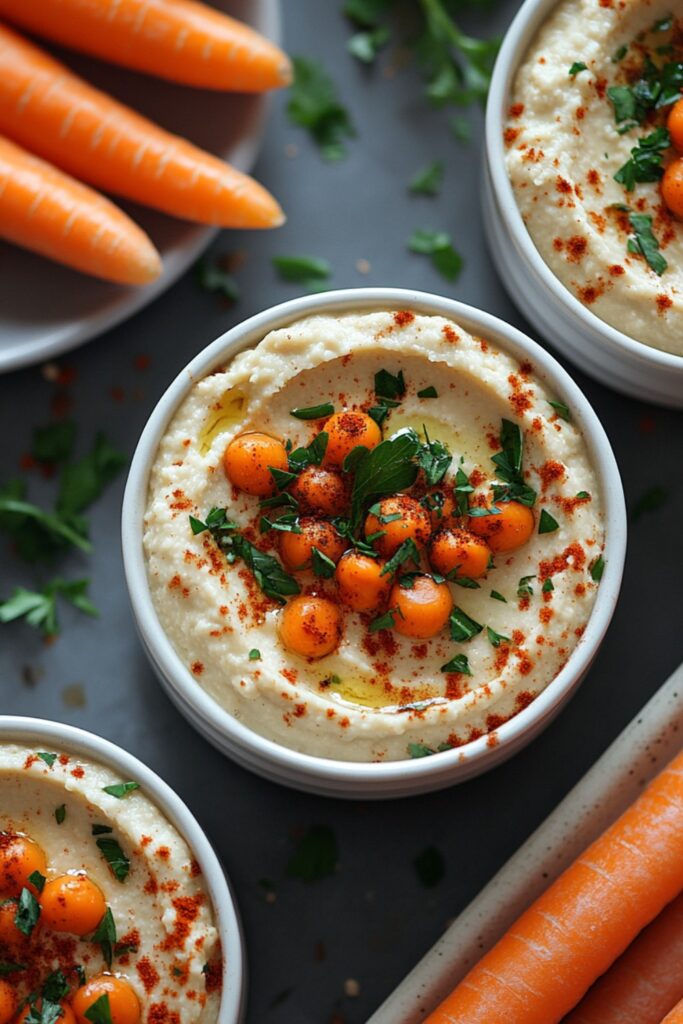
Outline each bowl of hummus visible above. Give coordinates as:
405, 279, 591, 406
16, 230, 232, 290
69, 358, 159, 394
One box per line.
484, 0, 683, 408
0, 717, 245, 1024
123, 288, 626, 798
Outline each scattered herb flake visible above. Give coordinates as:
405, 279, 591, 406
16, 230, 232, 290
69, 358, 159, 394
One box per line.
538, 509, 560, 534
408, 228, 463, 282
590, 554, 606, 581
96, 837, 130, 883
548, 399, 571, 422
0, 962, 25, 976
449, 607, 483, 642
369, 607, 398, 632
0, 579, 98, 637
36, 752, 57, 768
102, 782, 140, 800
273, 254, 332, 291
347, 25, 390, 63
542, 577, 555, 593
417, 386, 438, 398
517, 575, 535, 598
287, 57, 354, 161
290, 403, 334, 420
614, 126, 671, 191
627, 213, 667, 275
490, 590, 507, 603
286, 825, 338, 883
409, 161, 444, 196
14, 888, 40, 936
631, 485, 668, 521
195, 258, 239, 303
249, 648, 261, 661
569, 61, 588, 76
54, 805, 66, 825
93, 907, 116, 969
311, 546, 337, 579
440, 653, 472, 675
84, 994, 113, 1024
374, 368, 406, 401
486, 626, 510, 648
31, 421, 77, 465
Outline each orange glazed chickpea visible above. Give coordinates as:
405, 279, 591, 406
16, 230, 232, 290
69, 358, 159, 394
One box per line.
0, 979, 17, 1024
389, 576, 453, 639
278, 518, 347, 571
429, 528, 492, 579
290, 465, 349, 515
16, 1001, 76, 1024
0, 832, 47, 897
364, 495, 432, 559
72, 976, 140, 1024
40, 874, 106, 936
223, 432, 289, 497
335, 551, 392, 613
469, 501, 534, 553
322, 411, 382, 469
668, 98, 683, 152
279, 596, 343, 658
662, 157, 683, 219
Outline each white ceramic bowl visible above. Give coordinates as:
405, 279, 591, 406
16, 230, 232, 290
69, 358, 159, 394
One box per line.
122, 287, 627, 799
483, 0, 683, 409
0, 716, 246, 1023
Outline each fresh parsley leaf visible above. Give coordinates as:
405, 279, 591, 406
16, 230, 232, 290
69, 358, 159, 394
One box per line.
344, 0, 392, 27
42, 970, 69, 1003
0, 962, 25, 976
57, 434, 126, 520
286, 826, 337, 883
342, 445, 370, 473
96, 837, 130, 883
517, 575, 535, 598
451, 575, 480, 590
417, 428, 451, 486
614, 126, 671, 191
368, 405, 391, 428
414, 846, 445, 887
490, 590, 507, 602
269, 467, 299, 492
590, 554, 606, 581
288, 432, 329, 472
627, 213, 667, 275
91, 824, 113, 836
0, 486, 92, 559
490, 419, 537, 507
287, 57, 354, 161
84, 994, 113, 1024
24, 998, 65, 1024
347, 25, 390, 63
195, 258, 239, 304
612, 44, 628, 63
375, 369, 406, 401
249, 648, 261, 661
487, 626, 510, 648
54, 804, 66, 825
548, 399, 571, 421
409, 161, 444, 196
630, 485, 668, 521
36, 752, 57, 768
407, 742, 436, 758
408, 229, 463, 281
440, 653, 472, 674
369, 607, 398, 632
14, 888, 40, 936
93, 907, 116, 969
231, 534, 301, 604
273, 254, 332, 291
417, 386, 438, 398
0, 579, 98, 636
569, 61, 588, 76
311, 547, 337, 579
189, 515, 208, 535
102, 782, 140, 800
259, 512, 302, 535
28, 871, 45, 894
290, 403, 334, 420
31, 421, 76, 464
607, 60, 683, 127
449, 607, 483, 642
538, 509, 560, 534
380, 539, 420, 578
350, 432, 420, 529
542, 577, 555, 593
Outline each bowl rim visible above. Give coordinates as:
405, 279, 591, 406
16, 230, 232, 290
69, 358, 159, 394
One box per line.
0, 715, 245, 1023
122, 286, 627, 788
484, 0, 683, 371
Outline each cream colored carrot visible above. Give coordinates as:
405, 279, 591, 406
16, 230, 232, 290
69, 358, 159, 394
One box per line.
424, 749, 683, 1024
0, 24, 284, 229
0, 0, 291, 92
566, 892, 683, 1024
0, 135, 161, 284
662, 998, 683, 1024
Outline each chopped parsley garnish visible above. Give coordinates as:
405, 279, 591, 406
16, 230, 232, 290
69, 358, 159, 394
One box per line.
454, 464, 474, 516
91, 824, 113, 835
0, 485, 92, 559
627, 213, 667, 275
93, 907, 116, 969
630, 484, 668, 521
347, 25, 390, 63
272, 254, 332, 291
449, 607, 483, 642
0, 579, 98, 637
287, 57, 354, 161
349, 432, 420, 530
414, 846, 445, 887
54, 805, 66, 825
42, 970, 69, 1003
268, 468, 299, 494
28, 871, 45, 894
286, 825, 338, 883
375, 369, 406, 401
290, 403, 335, 420
440, 652, 472, 675
249, 648, 261, 661
311, 547, 337, 579
288, 432, 329, 472
409, 161, 444, 196
614, 126, 671, 191
542, 577, 554, 593
490, 590, 507, 602
195, 258, 239, 304
538, 509, 560, 534
612, 44, 628, 63
408, 228, 463, 281
368, 405, 391, 428
486, 626, 509, 648
259, 512, 302, 535
380, 538, 420, 578
490, 419, 537, 507
36, 752, 57, 768
416, 428, 451, 486
548, 399, 571, 421
369, 607, 400, 632
517, 575, 535, 598
417, 386, 438, 398
569, 61, 588, 76
31, 421, 76, 465
590, 555, 606, 581
14, 888, 40, 936
102, 782, 140, 800
607, 59, 683, 129
451, 575, 480, 590
576, 491, 591, 499
0, 962, 25, 976
96, 837, 130, 883
84, 994, 114, 1024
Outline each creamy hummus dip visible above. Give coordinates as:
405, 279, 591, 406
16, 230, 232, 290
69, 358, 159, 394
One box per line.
0, 745, 221, 1023
505, 2, 683, 355
144, 310, 605, 762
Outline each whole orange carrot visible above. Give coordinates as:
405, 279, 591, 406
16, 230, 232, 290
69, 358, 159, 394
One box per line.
0, 24, 284, 229
662, 998, 683, 1024
0, 0, 291, 92
425, 750, 683, 1024
566, 892, 683, 1024
0, 135, 161, 284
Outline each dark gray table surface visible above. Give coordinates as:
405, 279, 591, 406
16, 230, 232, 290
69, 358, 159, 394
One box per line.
1, 3, 681, 1022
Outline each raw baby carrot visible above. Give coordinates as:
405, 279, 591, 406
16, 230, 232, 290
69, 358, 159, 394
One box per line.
0, 24, 284, 229
424, 749, 683, 1024
566, 891, 683, 1024
662, 999, 683, 1024
0, 135, 161, 285
0, 0, 291, 92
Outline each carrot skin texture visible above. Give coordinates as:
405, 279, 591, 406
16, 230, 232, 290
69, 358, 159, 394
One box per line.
0, 0, 291, 92
0, 135, 161, 284
662, 999, 683, 1024
0, 24, 284, 229
425, 751, 683, 1024
566, 891, 683, 1024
